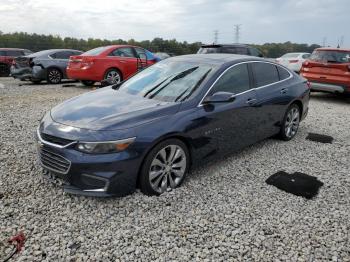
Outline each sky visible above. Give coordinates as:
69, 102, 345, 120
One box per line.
0, 0, 349, 47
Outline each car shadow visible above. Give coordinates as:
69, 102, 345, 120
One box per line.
310, 92, 350, 105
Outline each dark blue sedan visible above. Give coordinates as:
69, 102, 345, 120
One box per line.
36, 54, 310, 197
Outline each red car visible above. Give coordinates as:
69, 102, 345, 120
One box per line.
0, 48, 32, 77
300, 48, 350, 95
67, 45, 159, 86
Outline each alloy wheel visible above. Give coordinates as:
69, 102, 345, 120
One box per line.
105, 70, 121, 84
149, 145, 187, 194
48, 69, 61, 84
284, 107, 300, 139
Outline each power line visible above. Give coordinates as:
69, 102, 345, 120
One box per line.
234, 24, 242, 43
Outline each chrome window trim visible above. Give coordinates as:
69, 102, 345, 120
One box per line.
37, 128, 77, 149
198, 60, 293, 107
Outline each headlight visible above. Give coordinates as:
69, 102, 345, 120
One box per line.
76, 137, 136, 154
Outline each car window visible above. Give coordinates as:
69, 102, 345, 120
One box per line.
252, 62, 280, 87
249, 48, 262, 57
197, 47, 220, 54
0, 51, 6, 56
6, 50, 24, 57
277, 66, 290, 80
82, 46, 108, 56
221, 47, 248, 55
24, 50, 33, 55
310, 50, 350, 63
51, 51, 71, 59
302, 54, 310, 59
110, 47, 135, 58
210, 64, 251, 95
71, 51, 82, 56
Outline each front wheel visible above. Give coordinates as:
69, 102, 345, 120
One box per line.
139, 139, 190, 196
279, 104, 300, 141
47, 68, 62, 84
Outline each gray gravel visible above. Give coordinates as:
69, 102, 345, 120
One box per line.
1, 77, 350, 261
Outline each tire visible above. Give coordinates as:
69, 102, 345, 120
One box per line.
47, 68, 62, 84
279, 103, 301, 141
139, 139, 190, 196
0, 64, 10, 77
103, 68, 122, 85
31, 80, 42, 84
81, 80, 95, 86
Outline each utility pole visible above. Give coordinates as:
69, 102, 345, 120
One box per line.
213, 30, 219, 44
234, 24, 242, 43
322, 37, 327, 47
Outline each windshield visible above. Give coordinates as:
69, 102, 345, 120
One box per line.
82, 46, 108, 56
119, 60, 215, 102
197, 47, 220, 54
281, 53, 300, 58
310, 50, 350, 63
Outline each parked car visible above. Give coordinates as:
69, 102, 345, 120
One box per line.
36, 54, 309, 197
0, 48, 32, 77
300, 48, 350, 95
67, 45, 159, 86
276, 52, 311, 72
155, 52, 171, 60
197, 44, 264, 57
11, 49, 83, 84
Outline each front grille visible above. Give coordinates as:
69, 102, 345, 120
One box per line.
40, 132, 74, 146
39, 146, 71, 174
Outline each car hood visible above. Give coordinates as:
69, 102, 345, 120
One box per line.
50, 87, 180, 131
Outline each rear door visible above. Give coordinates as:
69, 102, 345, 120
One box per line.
51, 51, 72, 76
252, 62, 291, 138
108, 47, 138, 79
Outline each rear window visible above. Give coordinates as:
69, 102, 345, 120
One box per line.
281, 53, 300, 58
310, 50, 350, 63
6, 50, 24, 57
221, 46, 248, 55
252, 62, 279, 87
277, 66, 290, 80
82, 46, 108, 56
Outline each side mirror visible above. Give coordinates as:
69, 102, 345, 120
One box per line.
202, 91, 236, 104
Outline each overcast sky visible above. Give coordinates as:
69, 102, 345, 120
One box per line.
1, 0, 349, 47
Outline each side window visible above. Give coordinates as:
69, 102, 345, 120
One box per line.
221, 47, 237, 54
235, 47, 249, 55
0, 51, 6, 56
52, 51, 71, 59
302, 54, 310, 59
110, 47, 135, 58
252, 62, 279, 87
134, 47, 147, 59
71, 51, 82, 56
249, 48, 262, 57
210, 64, 251, 95
6, 50, 23, 57
277, 66, 291, 80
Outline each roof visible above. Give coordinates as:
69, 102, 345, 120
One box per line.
170, 53, 264, 65
315, 47, 350, 52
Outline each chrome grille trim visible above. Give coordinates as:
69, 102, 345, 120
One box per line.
37, 128, 76, 149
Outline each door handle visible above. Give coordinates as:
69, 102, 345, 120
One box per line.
280, 88, 288, 94
246, 98, 257, 106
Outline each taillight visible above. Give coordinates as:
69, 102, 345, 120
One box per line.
289, 60, 299, 63
81, 61, 94, 69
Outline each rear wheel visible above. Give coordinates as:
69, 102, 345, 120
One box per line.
47, 68, 62, 84
81, 80, 95, 86
104, 68, 122, 85
0, 64, 10, 77
279, 104, 300, 141
139, 139, 190, 196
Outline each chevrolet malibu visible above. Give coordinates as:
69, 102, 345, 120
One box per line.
36, 54, 310, 197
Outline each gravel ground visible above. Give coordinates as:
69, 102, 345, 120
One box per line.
1, 77, 350, 261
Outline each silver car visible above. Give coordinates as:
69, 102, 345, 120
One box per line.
11, 49, 82, 84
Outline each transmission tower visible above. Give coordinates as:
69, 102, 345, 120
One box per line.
322, 37, 327, 47
234, 24, 242, 43
213, 30, 219, 44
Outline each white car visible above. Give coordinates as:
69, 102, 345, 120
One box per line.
276, 52, 311, 73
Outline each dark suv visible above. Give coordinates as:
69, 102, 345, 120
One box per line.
0, 48, 32, 76
197, 44, 264, 57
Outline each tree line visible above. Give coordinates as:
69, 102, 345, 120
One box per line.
0, 31, 320, 58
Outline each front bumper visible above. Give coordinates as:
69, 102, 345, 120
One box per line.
11, 65, 45, 81
35, 129, 141, 197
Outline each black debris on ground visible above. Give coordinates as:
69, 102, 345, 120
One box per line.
266, 171, 324, 199
306, 133, 334, 144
